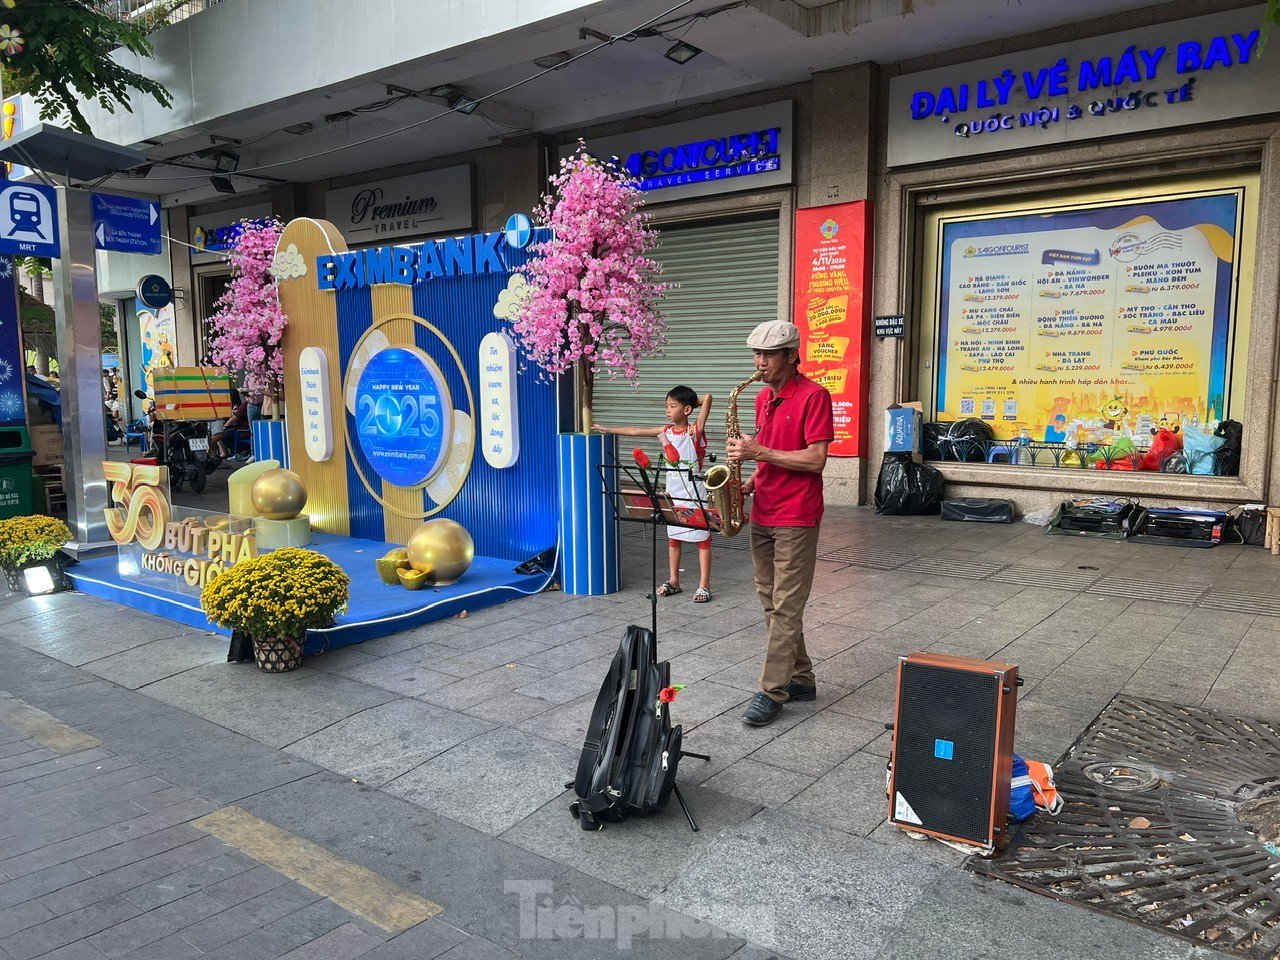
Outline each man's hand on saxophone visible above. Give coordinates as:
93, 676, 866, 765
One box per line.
726, 433, 761, 463
729, 433, 830, 475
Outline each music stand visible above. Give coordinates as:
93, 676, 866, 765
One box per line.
598, 453, 718, 832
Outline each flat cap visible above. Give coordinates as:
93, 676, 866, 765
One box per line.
746, 320, 800, 351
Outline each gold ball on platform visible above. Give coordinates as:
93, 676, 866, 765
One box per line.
251, 469, 308, 520
406, 519, 474, 586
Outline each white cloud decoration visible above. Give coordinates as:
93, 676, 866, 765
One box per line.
270, 243, 307, 281
492, 273, 530, 321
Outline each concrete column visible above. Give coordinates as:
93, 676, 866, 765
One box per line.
491, 140, 544, 228
270, 183, 306, 221
807, 62, 878, 505
165, 205, 196, 365
51, 187, 110, 552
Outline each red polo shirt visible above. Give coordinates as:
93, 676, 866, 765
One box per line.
750, 372, 835, 528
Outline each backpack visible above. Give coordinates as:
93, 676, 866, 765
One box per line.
570, 625, 683, 831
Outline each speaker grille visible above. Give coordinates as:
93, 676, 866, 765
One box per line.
893, 661, 1000, 844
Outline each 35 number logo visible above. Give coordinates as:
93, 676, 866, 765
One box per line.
103, 462, 172, 550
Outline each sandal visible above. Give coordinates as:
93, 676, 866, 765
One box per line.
657, 582, 682, 597
694, 588, 712, 603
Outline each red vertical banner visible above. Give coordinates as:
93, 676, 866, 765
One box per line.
793, 201, 873, 457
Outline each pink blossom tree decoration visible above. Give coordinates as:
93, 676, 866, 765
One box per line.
510, 144, 669, 431
206, 219, 288, 407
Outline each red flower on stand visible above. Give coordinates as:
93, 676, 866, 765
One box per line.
662, 441, 681, 466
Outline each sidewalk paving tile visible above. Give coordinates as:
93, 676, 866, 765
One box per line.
285, 698, 493, 787
141, 665, 398, 749
1, 894, 142, 960
87, 889, 226, 957
502, 784, 760, 899
659, 810, 941, 960
82, 634, 225, 690
384, 729, 578, 835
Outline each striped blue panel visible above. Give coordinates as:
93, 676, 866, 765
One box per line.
410, 267, 558, 564
557, 432, 619, 596
251, 420, 289, 468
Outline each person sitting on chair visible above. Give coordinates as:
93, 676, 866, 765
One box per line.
211, 389, 250, 459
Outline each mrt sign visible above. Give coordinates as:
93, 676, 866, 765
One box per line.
0, 182, 59, 258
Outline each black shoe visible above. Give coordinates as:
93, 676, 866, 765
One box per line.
787, 682, 817, 702
742, 692, 782, 727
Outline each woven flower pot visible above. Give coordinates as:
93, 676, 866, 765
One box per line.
253, 636, 303, 673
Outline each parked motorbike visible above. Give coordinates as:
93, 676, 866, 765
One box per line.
133, 389, 223, 493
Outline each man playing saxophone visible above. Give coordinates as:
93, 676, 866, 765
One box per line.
727, 321, 834, 727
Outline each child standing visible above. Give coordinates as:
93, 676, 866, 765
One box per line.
595, 386, 714, 602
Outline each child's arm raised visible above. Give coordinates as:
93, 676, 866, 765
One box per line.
593, 423, 664, 437
695, 393, 714, 437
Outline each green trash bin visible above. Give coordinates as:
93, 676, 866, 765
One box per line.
0, 426, 34, 520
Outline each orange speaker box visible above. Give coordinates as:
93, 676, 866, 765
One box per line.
888, 652, 1018, 849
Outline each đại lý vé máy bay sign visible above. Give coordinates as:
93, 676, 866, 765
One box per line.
886, 5, 1276, 166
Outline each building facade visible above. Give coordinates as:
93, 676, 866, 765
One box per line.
66, 0, 1278, 510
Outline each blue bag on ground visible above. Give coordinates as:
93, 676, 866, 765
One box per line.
1182, 428, 1225, 476
1009, 754, 1036, 822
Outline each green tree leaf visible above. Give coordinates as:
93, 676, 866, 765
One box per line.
0, 0, 173, 136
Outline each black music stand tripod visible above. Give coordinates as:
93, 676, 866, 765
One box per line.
597, 454, 714, 832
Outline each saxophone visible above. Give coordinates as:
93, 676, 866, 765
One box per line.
704, 371, 762, 537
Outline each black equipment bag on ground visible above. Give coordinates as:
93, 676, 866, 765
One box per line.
1130, 507, 1231, 548
940, 498, 1015, 523
1047, 499, 1139, 539
874, 454, 945, 516
1234, 507, 1266, 547
571, 625, 682, 831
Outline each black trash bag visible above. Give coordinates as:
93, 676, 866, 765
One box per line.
227, 630, 255, 663
923, 418, 992, 463
874, 453, 945, 515
1214, 419, 1242, 476
922, 422, 946, 462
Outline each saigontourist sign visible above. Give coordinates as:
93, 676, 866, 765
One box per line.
567, 101, 794, 203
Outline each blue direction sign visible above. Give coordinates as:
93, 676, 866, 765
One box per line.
0, 182, 59, 258
92, 192, 161, 255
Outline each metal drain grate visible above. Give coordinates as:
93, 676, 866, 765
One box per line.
900, 556, 1005, 580
991, 565, 1102, 590
973, 696, 1280, 957
815, 546, 915, 569
1199, 591, 1280, 620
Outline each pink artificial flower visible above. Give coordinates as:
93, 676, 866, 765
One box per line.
206, 219, 288, 396
509, 145, 670, 404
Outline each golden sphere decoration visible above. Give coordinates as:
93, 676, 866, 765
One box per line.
406, 519, 474, 585
251, 469, 308, 520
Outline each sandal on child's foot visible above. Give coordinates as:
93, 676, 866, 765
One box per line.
694, 587, 712, 603
657, 581, 682, 597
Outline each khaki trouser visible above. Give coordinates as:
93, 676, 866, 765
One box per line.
751, 523, 820, 703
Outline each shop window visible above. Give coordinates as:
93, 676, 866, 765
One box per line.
917, 172, 1258, 477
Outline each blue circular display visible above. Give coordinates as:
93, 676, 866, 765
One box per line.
354, 346, 452, 488
136, 274, 173, 310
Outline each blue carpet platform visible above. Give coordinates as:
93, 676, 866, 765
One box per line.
68, 531, 554, 653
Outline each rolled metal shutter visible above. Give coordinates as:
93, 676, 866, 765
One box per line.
592, 215, 780, 458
